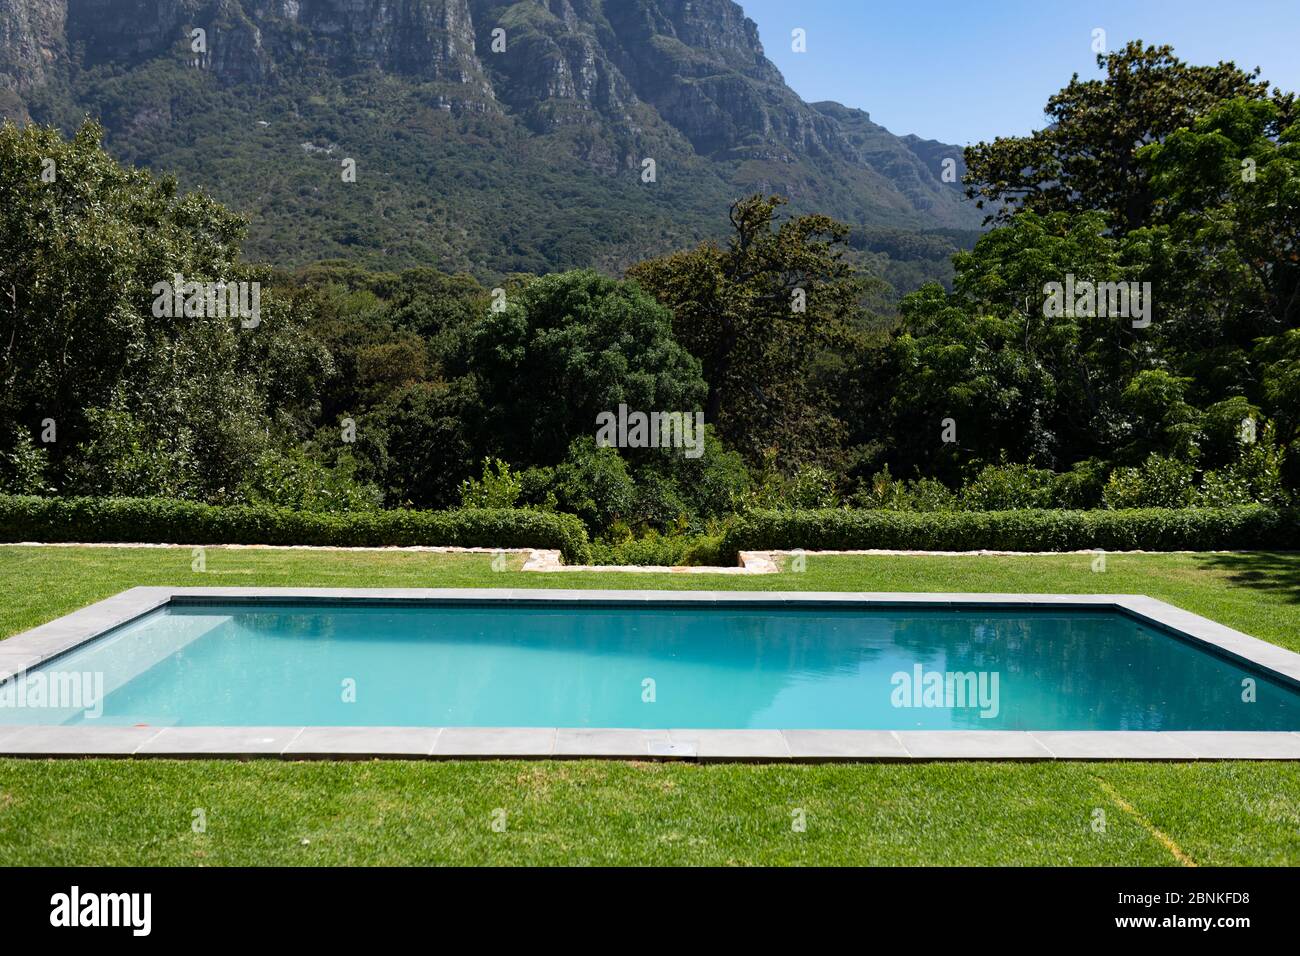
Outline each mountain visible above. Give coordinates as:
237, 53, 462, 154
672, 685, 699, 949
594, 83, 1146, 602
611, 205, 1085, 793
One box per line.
2, 0, 981, 283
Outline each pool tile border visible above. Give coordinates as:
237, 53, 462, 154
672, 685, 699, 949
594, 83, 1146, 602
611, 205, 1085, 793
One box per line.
1, 725, 1298, 761
136, 726, 307, 757
2, 586, 1299, 761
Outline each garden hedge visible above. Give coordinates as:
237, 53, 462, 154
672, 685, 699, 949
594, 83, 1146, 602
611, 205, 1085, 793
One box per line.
720, 506, 1298, 559
0, 496, 592, 563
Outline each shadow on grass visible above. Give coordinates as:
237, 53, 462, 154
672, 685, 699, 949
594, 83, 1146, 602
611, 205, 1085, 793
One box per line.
1197, 551, 1300, 604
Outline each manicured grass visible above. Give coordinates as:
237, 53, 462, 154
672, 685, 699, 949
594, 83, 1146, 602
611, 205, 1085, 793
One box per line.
1, 758, 1298, 866
2, 544, 1297, 650
0, 544, 1297, 866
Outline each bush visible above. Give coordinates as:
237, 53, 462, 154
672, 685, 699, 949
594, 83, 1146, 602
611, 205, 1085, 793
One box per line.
628, 427, 752, 521
628, 471, 691, 531
237, 448, 383, 513
0, 495, 592, 563
458, 457, 523, 509
1102, 455, 1197, 509
0, 428, 51, 496
587, 531, 725, 567
787, 465, 841, 509
1051, 459, 1108, 509
516, 465, 558, 510
959, 462, 1059, 510
853, 467, 958, 511
550, 437, 636, 532
1195, 422, 1290, 508
720, 506, 1296, 559
744, 452, 842, 510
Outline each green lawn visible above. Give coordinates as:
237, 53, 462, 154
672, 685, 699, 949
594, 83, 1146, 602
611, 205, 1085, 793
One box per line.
0, 544, 1297, 866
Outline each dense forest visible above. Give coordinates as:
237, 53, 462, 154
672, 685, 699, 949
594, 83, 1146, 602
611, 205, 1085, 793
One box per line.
2, 43, 1297, 561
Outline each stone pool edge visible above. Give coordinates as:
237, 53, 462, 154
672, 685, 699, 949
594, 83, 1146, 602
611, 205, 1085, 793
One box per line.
2, 586, 1299, 762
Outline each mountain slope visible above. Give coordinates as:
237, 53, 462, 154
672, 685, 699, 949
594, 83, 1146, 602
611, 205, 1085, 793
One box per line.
3, 0, 980, 281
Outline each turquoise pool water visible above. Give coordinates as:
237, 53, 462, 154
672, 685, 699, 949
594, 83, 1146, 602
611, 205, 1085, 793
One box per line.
4, 601, 1299, 730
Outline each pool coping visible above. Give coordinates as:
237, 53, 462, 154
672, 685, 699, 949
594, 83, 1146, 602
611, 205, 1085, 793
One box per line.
2, 586, 1299, 761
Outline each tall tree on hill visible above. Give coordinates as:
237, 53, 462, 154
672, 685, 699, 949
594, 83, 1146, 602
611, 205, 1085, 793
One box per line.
628, 195, 871, 469
964, 41, 1295, 233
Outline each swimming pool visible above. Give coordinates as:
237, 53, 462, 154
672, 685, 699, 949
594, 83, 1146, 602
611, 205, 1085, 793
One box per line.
2, 588, 1299, 759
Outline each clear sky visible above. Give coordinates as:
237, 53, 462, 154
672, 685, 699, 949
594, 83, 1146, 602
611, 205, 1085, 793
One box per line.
739, 0, 1300, 146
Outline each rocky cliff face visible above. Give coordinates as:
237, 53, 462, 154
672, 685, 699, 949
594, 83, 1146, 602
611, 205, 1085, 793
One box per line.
0, 0, 980, 272
62, 0, 493, 90
9, 0, 968, 174
0, 0, 65, 111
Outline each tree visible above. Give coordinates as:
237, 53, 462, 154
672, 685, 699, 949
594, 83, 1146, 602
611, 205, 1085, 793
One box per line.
1136, 98, 1300, 406
467, 270, 706, 467
0, 121, 330, 498
964, 42, 1293, 233
879, 211, 1149, 478
1, 121, 242, 455
367, 379, 478, 509
628, 194, 870, 468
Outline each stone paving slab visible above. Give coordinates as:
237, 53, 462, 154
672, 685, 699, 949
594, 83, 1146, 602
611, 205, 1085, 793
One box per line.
783, 730, 910, 760
553, 728, 673, 757
1032, 731, 1198, 760
669, 729, 790, 760
2, 725, 1300, 760
1165, 731, 1300, 759
434, 727, 556, 757
135, 726, 304, 756
284, 726, 443, 757
0, 649, 43, 675
0, 725, 162, 755
896, 731, 1054, 760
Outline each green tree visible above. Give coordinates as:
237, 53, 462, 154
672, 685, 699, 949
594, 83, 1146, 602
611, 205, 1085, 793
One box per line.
468, 270, 705, 466
628, 195, 871, 468
879, 211, 1147, 478
964, 42, 1293, 232
1136, 98, 1300, 413
0, 121, 330, 498
0, 121, 244, 466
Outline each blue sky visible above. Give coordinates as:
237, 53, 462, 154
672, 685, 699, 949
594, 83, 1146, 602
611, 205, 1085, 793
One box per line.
739, 0, 1300, 145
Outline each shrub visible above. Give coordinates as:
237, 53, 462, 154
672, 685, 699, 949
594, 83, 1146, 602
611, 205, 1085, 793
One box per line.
745, 453, 841, 510
1200, 397, 1261, 469
1195, 422, 1290, 508
69, 399, 203, 500
853, 467, 958, 511
0, 495, 591, 563
0, 428, 51, 496
1102, 455, 1197, 508
1050, 458, 1108, 509
720, 506, 1296, 559
550, 437, 636, 532
787, 465, 841, 509
959, 462, 1059, 510
628, 471, 691, 531
237, 448, 383, 513
516, 465, 558, 510
458, 457, 522, 509
629, 428, 752, 520
586, 531, 725, 567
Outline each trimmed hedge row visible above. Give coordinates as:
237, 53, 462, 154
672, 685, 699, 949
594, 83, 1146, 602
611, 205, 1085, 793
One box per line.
721, 506, 1299, 558
0, 496, 592, 564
